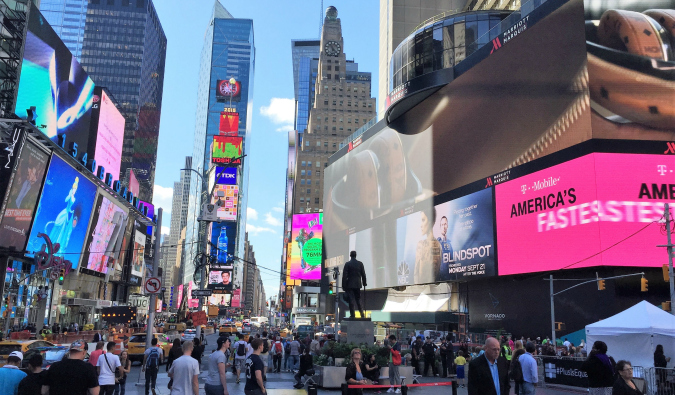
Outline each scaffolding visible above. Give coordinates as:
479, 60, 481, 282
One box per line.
0, 0, 27, 119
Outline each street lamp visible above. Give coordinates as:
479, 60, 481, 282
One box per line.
229, 77, 236, 110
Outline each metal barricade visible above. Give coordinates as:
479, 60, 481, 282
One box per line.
647, 367, 675, 395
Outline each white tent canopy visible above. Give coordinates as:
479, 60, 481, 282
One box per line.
382, 283, 452, 312
585, 301, 675, 369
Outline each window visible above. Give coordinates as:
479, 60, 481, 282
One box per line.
301, 161, 306, 166
316, 141, 321, 147
324, 142, 328, 147
301, 179, 305, 185
325, 162, 328, 167
327, 65, 332, 70
316, 170, 321, 176
300, 197, 305, 203
308, 161, 312, 166
324, 100, 328, 105
348, 118, 352, 123
306, 141, 310, 146
315, 162, 320, 168
315, 198, 320, 204
307, 189, 311, 194
335, 66, 340, 71
326, 74, 331, 80
307, 180, 312, 185
348, 101, 352, 106
301, 170, 305, 176
307, 170, 312, 176
333, 143, 337, 148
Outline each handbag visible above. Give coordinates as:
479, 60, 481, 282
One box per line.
103, 354, 120, 384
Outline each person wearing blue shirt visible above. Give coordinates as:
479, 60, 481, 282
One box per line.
0, 351, 27, 395
436, 216, 454, 281
519, 342, 539, 394
467, 338, 510, 395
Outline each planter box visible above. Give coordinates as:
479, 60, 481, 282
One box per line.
315, 365, 347, 388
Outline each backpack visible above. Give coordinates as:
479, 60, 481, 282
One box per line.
509, 356, 524, 383
237, 341, 246, 356
147, 348, 160, 369
275, 342, 283, 355
391, 349, 402, 366
284, 342, 291, 355
262, 339, 270, 354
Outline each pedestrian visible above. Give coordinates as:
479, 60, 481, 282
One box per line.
411, 336, 423, 375
344, 348, 366, 395
386, 335, 402, 393
191, 338, 204, 366
18, 352, 45, 395
142, 337, 162, 395
510, 341, 525, 395
654, 344, 670, 393
310, 335, 321, 356
563, 338, 571, 351
440, 335, 455, 378
41, 339, 99, 395
293, 347, 313, 389
97, 341, 121, 395
581, 340, 617, 395
500, 339, 512, 366
168, 341, 200, 395
363, 354, 380, 383
289, 335, 301, 371
245, 338, 267, 395
90, 341, 106, 367
454, 351, 466, 388
422, 337, 438, 377
0, 351, 27, 395
519, 342, 538, 395
234, 333, 253, 383
93, 332, 101, 343
205, 336, 231, 395
612, 360, 642, 395
114, 350, 131, 395
260, 331, 270, 377
271, 336, 283, 373
166, 338, 182, 372
467, 337, 510, 395
508, 337, 514, 351
283, 338, 291, 372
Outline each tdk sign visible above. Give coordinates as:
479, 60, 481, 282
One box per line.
215, 166, 237, 185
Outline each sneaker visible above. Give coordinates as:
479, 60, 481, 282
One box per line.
395, 389, 401, 393
236, 379, 240, 384
387, 387, 395, 393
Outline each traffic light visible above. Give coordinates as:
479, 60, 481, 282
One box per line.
662, 301, 671, 311
597, 279, 605, 291
641, 277, 648, 292
664, 265, 670, 282
59, 268, 65, 285
328, 282, 334, 295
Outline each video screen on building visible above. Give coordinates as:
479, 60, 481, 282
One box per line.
131, 229, 146, 279
290, 213, 323, 280
0, 139, 50, 250
210, 222, 236, 267
208, 269, 233, 291
219, 112, 239, 136
495, 152, 674, 275
82, 192, 128, 275
212, 136, 243, 165
89, 88, 125, 184
215, 79, 241, 102
26, 155, 98, 269
214, 166, 237, 185
211, 185, 238, 222
16, 2, 95, 152
209, 294, 231, 307
128, 169, 140, 197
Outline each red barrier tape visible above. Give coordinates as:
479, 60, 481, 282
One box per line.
348, 382, 456, 389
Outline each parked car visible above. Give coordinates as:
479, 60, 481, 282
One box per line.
181, 329, 197, 343
126, 334, 171, 363
22, 346, 89, 370
0, 340, 55, 367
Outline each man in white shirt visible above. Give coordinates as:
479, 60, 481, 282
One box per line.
562, 338, 571, 350
234, 334, 252, 384
96, 342, 121, 395
168, 341, 199, 395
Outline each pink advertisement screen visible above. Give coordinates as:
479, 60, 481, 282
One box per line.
495, 153, 675, 275
95, 91, 125, 182
290, 213, 323, 280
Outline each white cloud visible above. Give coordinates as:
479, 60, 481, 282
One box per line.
275, 125, 294, 133
161, 226, 170, 236
260, 98, 295, 125
272, 207, 283, 213
246, 223, 277, 236
152, 184, 173, 215
264, 212, 282, 227
247, 207, 258, 221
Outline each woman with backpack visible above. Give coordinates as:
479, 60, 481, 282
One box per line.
581, 341, 617, 395
271, 336, 284, 373
191, 338, 205, 366
510, 341, 525, 395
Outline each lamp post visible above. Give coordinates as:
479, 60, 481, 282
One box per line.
228, 77, 236, 110
181, 168, 208, 309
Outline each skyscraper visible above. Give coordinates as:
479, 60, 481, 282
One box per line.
293, 6, 375, 214
42, 0, 167, 202
184, 1, 254, 291
291, 39, 320, 134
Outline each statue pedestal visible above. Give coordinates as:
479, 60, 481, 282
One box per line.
339, 319, 374, 345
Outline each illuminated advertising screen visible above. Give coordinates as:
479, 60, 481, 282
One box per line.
141, 200, 155, 237
187, 281, 199, 309
89, 89, 125, 183
208, 269, 233, 291
209, 294, 231, 307
128, 169, 140, 197
16, 2, 94, 152
0, 138, 50, 250
212, 136, 243, 165
219, 112, 239, 136
211, 185, 238, 222
131, 229, 146, 279
110, 214, 132, 282
290, 213, 323, 280
215, 79, 241, 102
82, 193, 127, 274
214, 167, 237, 185
210, 222, 236, 267
495, 153, 675, 275
26, 155, 98, 269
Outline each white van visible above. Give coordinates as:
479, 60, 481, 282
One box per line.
250, 316, 268, 328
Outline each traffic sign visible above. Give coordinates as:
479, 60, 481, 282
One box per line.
144, 277, 161, 294
191, 289, 213, 297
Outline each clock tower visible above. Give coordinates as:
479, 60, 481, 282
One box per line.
293, 6, 376, 215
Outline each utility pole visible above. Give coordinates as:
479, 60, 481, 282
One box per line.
550, 275, 555, 346
663, 203, 675, 314
332, 267, 340, 341
145, 208, 162, 349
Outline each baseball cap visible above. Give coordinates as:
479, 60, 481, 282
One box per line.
8, 351, 23, 361
69, 339, 87, 352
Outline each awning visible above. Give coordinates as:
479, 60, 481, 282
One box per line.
382, 283, 452, 312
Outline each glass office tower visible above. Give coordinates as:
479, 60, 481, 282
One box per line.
184, 2, 254, 290
42, 0, 167, 202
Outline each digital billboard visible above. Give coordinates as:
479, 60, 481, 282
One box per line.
219, 112, 239, 136
208, 269, 233, 291
26, 155, 98, 269
210, 222, 236, 267
215, 79, 241, 102
212, 136, 243, 165
128, 169, 140, 197
16, 2, 94, 152
212, 185, 238, 222
290, 213, 323, 280
0, 138, 50, 250
214, 166, 237, 185
89, 88, 125, 184
131, 229, 146, 279
209, 293, 231, 307
82, 193, 127, 274
495, 153, 675, 275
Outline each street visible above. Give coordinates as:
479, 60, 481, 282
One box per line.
120, 332, 585, 395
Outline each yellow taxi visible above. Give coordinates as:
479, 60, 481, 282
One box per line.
126, 333, 172, 363
219, 323, 236, 335
235, 322, 242, 329
0, 340, 55, 367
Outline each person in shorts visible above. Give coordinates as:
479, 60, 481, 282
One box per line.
233, 334, 252, 384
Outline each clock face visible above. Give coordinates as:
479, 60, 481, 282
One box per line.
324, 40, 341, 57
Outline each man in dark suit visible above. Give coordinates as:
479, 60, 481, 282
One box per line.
341, 251, 367, 319
468, 337, 510, 395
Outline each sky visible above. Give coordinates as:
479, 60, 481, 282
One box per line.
151, 1, 380, 301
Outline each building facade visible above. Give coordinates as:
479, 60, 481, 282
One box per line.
39, 0, 87, 59
184, 2, 254, 297
291, 39, 320, 135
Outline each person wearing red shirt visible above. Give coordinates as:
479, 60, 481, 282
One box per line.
89, 341, 105, 367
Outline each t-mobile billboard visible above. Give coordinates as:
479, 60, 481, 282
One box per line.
495, 153, 675, 275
